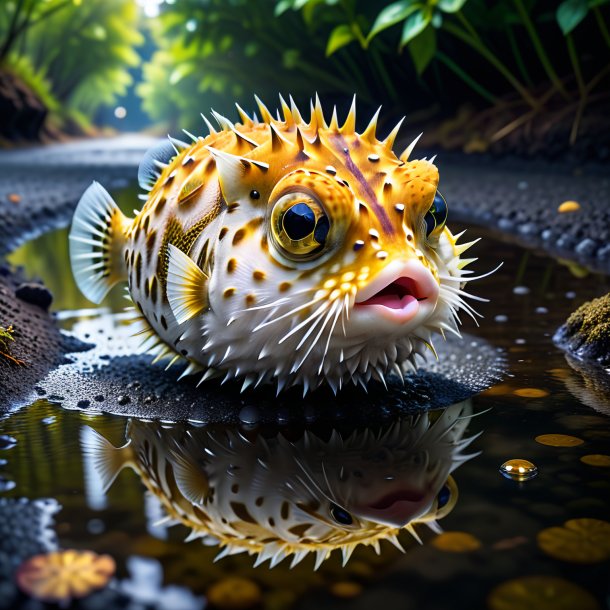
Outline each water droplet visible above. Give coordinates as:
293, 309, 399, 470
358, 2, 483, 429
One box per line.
494, 314, 508, 323
513, 286, 530, 295
500, 459, 538, 481
535, 306, 548, 314
239, 405, 260, 425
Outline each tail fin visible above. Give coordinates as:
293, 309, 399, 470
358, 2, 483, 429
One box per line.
69, 181, 130, 303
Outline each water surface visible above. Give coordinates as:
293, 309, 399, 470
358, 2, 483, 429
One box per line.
2, 213, 609, 609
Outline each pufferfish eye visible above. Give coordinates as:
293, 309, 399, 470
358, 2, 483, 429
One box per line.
424, 191, 448, 238
330, 503, 353, 525
271, 192, 330, 260
436, 484, 451, 509
434, 476, 457, 519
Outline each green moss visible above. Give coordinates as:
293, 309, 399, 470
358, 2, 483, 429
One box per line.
566, 294, 610, 345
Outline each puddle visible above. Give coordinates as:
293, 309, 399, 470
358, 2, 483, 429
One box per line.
2, 204, 610, 608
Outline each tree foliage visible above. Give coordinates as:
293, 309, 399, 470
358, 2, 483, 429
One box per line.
0, 0, 143, 128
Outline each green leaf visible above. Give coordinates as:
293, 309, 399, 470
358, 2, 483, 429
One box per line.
326, 24, 356, 56
400, 9, 430, 49
283, 48, 300, 68
274, 0, 293, 16
368, 0, 421, 41
438, 0, 468, 13
408, 26, 436, 74
169, 63, 195, 85
557, 0, 589, 33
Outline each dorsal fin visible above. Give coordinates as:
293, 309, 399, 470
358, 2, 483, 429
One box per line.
138, 138, 188, 191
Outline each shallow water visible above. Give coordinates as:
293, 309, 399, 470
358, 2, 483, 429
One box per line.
2, 204, 610, 609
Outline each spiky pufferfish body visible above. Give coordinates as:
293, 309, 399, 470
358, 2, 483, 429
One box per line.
70, 96, 481, 393
84, 401, 477, 569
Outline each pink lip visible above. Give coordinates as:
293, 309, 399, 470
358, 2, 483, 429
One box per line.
356, 487, 431, 527
353, 263, 437, 324
369, 488, 426, 509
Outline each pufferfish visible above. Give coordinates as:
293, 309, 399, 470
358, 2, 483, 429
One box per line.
69, 95, 486, 394
83, 401, 478, 569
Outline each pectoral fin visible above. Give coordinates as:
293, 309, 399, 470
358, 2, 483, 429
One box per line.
166, 244, 209, 325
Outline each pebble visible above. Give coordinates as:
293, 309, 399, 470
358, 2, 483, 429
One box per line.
15, 282, 53, 310
0, 435, 17, 450
513, 286, 530, 295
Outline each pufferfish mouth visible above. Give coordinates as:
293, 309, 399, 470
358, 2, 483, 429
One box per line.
353, 260, 439, 325
357, 487, 432, 527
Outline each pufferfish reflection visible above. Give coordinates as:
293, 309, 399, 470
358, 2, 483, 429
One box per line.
84, 401, 479, 569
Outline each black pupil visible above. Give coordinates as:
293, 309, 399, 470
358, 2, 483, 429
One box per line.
424, 192, 448, 236
330, 503, 353, 525
437, 484, 451, 509
283, 203, 316, 240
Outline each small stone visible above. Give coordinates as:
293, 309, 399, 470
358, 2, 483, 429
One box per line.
575, 238, 596, 257
15, 282, 53, 310
0, 435, 17, 450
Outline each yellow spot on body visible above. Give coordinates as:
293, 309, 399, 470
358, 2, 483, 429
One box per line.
514, 388, 549, 398
252, 270, 265, 281
558, 200, 581, 213
580, 454, 610, 467
340, 283, 352, 292
227, 258, 237, 273
278, 281, 291, 292
535, 433, 584, 447
232, 229, 246, 245
324, 279, 337, 289
245, 294, 256, 306
330, 289, 341, 300
488, 576, 600, 610
431, 532, 481, 552
537, 518, 610, 564
341, 271, 356, 282
499, 459, 538, 481
223, 287, 236, 298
